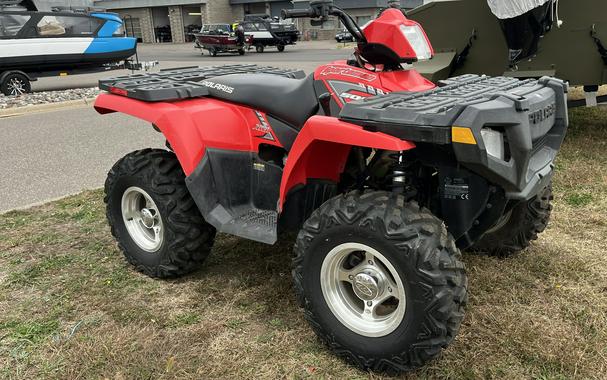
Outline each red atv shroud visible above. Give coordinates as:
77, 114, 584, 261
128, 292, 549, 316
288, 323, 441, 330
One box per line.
94, 62, 433, 210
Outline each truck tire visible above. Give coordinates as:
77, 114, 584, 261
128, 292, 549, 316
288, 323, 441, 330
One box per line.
293, 191, 467, 374
277, 44, 285, 52
255, 44, 264, 53
1, 72, 31, 96
471, 183, 553, 257
105, 149, 216, 278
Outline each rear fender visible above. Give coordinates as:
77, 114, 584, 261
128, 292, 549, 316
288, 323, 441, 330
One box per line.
94, 93, 281, 175
279, 115, 415, 209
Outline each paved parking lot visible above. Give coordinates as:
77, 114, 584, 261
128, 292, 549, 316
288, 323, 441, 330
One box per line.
1, 41, 349, 212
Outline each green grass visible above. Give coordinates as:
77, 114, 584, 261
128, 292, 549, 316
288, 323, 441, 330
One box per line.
0, 107, 606, 379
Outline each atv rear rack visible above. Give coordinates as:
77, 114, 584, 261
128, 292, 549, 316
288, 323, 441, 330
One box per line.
98, 64, 306, 102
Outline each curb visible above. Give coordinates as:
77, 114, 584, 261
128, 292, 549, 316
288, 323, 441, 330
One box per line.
0, 97, 97, 118
0, 187, 101, 215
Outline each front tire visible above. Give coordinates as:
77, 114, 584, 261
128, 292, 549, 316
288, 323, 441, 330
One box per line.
105, 149, 216, 278
471, 183, 553, 257
293, 191, 467, 373
255, 44, 264, 53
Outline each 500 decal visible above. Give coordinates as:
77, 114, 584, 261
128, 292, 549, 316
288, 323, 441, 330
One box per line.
327, 80, 389, 105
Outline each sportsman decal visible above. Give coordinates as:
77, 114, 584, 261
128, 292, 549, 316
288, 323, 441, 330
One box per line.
319, 66, 378, 82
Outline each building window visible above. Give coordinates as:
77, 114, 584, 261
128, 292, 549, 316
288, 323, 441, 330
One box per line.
37, 16, 102, 37
0, 14, 30, 37
356, 16, 372, 26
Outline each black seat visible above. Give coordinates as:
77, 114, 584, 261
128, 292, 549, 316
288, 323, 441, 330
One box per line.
203, 73, 319, 128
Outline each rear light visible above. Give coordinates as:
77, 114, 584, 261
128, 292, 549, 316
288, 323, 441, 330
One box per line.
400, 24, 432, 60
109, 87, 128, 96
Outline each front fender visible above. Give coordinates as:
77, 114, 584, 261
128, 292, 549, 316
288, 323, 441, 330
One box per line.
279, 115, 415, 209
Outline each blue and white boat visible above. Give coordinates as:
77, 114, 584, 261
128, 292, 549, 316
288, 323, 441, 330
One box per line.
0, 0, 137, 94
0, 0, 136, 72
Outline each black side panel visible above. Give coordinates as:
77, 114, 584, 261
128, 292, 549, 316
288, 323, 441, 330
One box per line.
267, 115, 298, 151
185, 148, 282, 244
314, 79, 342, 116
437, 166, 507, 248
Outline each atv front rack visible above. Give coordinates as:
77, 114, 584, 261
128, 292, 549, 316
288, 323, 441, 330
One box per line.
339, 74, 568, 144
98, 64, 306, 102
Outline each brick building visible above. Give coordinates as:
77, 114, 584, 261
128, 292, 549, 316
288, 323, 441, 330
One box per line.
93, 0, 427, 43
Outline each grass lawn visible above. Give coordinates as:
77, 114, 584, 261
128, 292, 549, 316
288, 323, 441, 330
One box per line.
1, 107, 606, 379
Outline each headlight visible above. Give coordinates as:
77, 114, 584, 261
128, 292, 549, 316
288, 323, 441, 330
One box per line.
481, 129, 505, 160
400, 24, 432, 60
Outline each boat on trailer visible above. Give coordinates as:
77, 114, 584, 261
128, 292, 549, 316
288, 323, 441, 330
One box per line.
0, 0, 140, 95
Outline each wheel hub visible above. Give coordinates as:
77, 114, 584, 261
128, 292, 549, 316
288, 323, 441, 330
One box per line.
121, 186, 164, 253
140, 208, 156, 228
8, 78, 26, 96
352, 272, 380, 300
320, 242, 406, 337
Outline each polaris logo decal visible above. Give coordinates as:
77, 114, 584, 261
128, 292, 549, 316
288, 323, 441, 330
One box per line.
200, 80, 234, 94
320, 66, 378, 82
529, 103, 556, 124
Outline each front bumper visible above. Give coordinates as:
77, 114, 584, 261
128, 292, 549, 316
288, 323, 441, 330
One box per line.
451, 76, 568, 200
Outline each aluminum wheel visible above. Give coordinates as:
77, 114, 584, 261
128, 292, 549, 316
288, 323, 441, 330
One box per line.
7, 77, 26, 96
320, 242, 406, 337
121, 186, 164, 252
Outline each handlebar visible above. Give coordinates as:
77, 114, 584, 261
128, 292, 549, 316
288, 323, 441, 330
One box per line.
281, 8, 315, 19
281, 2, 366, 43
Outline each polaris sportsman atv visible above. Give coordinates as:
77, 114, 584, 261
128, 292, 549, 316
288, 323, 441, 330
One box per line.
94, 0, 568, 373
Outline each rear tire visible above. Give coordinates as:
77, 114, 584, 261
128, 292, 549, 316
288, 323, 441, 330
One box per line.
105, 149, 216, 278
471, 183, 553, 257
277, 44, 285, 52
255, 44, 264, 53
238, 48, 245, 55
1, 72, 31, 96
293, 191, 467, 374
209, 48, 217, 57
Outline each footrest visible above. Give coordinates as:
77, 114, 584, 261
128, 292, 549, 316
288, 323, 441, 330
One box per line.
222, 209, 278, 245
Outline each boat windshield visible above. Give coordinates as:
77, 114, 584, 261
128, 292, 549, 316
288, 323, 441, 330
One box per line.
36, 15, 102, 36
0, 14, 30, 37
202, 24, 231, 35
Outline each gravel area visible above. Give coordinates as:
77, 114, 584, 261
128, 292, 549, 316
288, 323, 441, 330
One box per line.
0, 87, 101, 110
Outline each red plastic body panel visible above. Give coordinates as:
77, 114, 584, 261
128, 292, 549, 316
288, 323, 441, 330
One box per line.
314, 61, 435, 107
362, 8, 434, 61
94, 94, 282, 176
278, 116, 415, 209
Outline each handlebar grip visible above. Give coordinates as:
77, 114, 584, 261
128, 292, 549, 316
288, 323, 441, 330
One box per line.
281, 8, 315, 19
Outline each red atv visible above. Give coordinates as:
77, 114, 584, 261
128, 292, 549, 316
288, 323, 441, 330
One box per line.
94, 0, 568, 373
